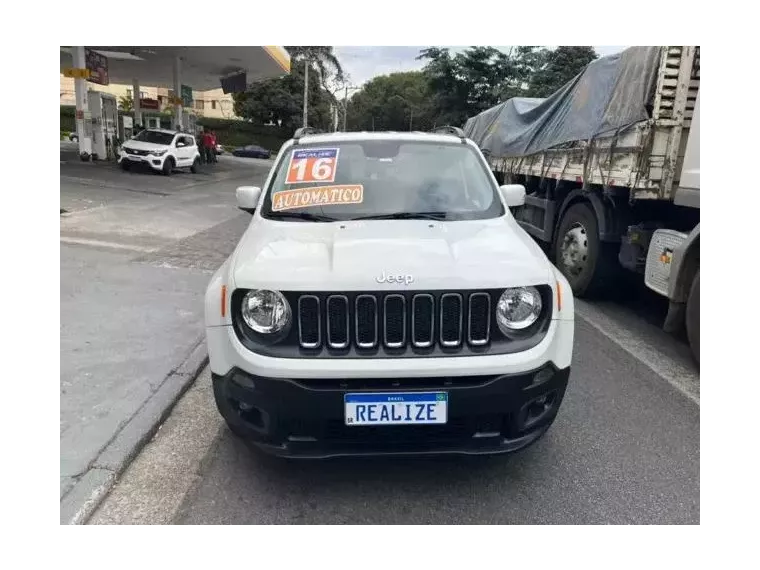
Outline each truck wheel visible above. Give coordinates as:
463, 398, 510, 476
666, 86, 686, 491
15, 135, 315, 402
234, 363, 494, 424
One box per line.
554, 202, 618, 297
162, 157, 174, 176
686, 270, 700, 365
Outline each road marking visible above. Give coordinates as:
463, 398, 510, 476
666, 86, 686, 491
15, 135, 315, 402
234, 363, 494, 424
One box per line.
61, 237, 155, 253
575, 300, 700, 406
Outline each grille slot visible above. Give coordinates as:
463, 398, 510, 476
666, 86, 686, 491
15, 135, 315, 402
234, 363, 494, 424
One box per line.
412, 294, 435, 348
440, 293, 463, 347
355, 295, 378, 348
297, 295, 321, 348
468, 293, 491, 345
326, 295, 349, 349
383, 294, 406, 348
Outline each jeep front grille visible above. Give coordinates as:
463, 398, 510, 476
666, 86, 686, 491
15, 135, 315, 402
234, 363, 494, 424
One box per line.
295, 291, 493, 353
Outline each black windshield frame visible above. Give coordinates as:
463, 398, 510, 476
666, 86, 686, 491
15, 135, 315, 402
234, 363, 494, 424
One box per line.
259, 139, 505, 223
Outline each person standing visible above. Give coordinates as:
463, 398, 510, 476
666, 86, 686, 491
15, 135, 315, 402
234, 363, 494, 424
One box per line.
209, 130, 218, 163
201, 128, 213, 164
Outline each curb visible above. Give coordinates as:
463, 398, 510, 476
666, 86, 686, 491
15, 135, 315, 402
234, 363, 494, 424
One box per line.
60, 337, 209, 525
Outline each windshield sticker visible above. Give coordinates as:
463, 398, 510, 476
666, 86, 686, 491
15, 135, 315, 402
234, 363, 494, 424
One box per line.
285, 148, 339, 184
272, 185, 363, 211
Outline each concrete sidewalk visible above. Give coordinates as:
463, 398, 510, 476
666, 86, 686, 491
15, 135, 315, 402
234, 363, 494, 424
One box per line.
60, 152, 271, 523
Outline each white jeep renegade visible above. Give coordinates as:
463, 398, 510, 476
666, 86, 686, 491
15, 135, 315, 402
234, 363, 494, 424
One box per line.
204, 127, 574, 458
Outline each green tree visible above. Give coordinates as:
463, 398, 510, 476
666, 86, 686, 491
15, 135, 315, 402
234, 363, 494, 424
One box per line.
286, 46, 344, 127
417, 46, 598, 125
346, 71, 433, 132
522, 46, 597, 98
417, 46, 515, 126
118, 95, 133, 113
233, 62, 334, 132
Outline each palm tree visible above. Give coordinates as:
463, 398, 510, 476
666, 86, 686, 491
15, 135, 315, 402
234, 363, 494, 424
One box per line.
286, 47, 344, 128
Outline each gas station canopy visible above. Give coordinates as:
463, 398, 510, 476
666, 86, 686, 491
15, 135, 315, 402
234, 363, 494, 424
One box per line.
60, 46, 290, 90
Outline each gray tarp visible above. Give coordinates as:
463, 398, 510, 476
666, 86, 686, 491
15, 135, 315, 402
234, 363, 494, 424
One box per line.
463, 46, 662, 158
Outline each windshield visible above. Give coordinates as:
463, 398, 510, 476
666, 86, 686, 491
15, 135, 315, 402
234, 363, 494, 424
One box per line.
260, 140, 504, 222
133, 131, 175, 145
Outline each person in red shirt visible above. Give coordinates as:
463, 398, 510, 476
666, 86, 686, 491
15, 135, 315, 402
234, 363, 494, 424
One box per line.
209, 131, 218, 163
200, 129, 214, 164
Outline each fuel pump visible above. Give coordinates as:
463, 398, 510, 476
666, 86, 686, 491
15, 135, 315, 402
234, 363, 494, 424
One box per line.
87, 92, 118, 160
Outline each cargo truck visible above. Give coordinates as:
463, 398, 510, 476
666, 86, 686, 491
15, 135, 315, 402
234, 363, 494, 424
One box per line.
465, 46, 700, 363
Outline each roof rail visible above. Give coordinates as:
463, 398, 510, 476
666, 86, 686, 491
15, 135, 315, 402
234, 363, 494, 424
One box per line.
430, 125, 467, 142
293, 127, 322, 142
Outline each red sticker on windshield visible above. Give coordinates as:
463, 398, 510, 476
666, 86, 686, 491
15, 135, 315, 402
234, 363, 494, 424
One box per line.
286, 148, 339, 184
272, 185, 363, 211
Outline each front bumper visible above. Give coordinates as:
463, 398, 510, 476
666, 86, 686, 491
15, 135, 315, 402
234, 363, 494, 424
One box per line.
118, 152, 166, 170
213, 365, 570, 458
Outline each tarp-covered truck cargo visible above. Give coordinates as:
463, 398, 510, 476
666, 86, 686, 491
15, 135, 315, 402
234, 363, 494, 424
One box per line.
463, 46, 701, 363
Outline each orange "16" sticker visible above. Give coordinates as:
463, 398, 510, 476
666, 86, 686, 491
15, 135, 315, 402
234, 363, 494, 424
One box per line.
286, 148, 339, 184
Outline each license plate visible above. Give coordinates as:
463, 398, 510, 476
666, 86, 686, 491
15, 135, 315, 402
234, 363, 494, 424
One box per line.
344, 392, 448, 426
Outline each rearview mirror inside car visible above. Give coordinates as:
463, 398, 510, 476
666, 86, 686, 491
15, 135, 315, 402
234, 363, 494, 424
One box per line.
236, 186, 262, 214
500, 184, 526, 207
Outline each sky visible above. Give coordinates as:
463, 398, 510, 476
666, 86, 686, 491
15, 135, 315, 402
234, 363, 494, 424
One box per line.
333, 46, 628, 87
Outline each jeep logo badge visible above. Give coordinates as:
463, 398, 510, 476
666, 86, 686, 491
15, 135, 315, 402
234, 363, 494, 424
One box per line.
376, 271, 414, 285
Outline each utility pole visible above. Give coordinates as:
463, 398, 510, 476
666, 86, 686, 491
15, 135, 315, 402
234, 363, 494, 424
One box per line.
302, 58, 309, 128
409, 107, 413, 131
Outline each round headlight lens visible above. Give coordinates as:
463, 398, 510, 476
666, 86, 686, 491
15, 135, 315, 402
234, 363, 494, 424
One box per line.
496, 287, 543, 333
241, 289, 291, 334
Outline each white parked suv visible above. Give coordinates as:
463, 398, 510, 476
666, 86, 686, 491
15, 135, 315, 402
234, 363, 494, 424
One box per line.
204, 127, 575, 458
119, 129, 201, 175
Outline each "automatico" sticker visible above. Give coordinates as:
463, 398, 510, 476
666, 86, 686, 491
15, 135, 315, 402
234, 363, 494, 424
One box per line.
272, 184, 364, 212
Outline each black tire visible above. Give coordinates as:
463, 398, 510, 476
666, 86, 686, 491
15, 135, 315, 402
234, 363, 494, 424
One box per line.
554, 202, 619, 298
120, 160, 130, 171
162, 157, 174, 176
686, 270, 700, 365
190, 157, 200, 173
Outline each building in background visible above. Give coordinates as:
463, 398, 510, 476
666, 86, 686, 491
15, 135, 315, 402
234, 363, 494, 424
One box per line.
60, 75, 238, 120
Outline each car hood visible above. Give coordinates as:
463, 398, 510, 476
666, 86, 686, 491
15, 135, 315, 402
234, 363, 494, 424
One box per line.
231, 217, 554, 291
123, 140, 170, 152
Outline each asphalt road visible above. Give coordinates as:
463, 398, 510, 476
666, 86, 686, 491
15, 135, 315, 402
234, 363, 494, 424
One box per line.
60, 151, 273, 516
94, 314, 699, 525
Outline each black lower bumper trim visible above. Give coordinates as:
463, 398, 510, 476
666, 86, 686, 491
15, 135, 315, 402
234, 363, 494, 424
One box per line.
212, 365, 570, 458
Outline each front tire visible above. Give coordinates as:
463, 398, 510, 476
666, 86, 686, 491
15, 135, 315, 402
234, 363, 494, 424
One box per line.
686, 270, 700, 365
190, 157, 200, 173
162, 157, 174, 176
554, 202, 619, 297
120, 160, 130, 171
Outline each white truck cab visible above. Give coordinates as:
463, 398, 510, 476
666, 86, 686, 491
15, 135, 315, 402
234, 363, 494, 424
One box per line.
204, 127, 575, 458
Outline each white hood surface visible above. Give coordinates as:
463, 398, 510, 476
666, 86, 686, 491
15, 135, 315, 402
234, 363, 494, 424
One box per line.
231, 217, 554, 291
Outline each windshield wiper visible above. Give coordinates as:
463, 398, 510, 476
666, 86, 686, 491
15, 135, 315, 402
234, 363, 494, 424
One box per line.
267, 212, 337, 222
350, 212, 448, 221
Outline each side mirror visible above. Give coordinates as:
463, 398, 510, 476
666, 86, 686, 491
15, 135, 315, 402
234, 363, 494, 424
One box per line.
176, 141, 187, 148
500, 184, 526, 207
236, 186, 262, 214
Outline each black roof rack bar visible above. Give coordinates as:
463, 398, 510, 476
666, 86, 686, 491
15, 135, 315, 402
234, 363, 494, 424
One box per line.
293, 127, 322, 142
430, 126, 467, 142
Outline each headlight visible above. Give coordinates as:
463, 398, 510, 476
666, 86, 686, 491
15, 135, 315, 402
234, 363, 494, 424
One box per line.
496, 287, 542, 334
241, 289, 291, 334
152, 150, 167, 156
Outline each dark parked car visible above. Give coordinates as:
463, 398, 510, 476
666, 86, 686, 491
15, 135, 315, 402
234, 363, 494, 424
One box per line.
231, 144, 271, 159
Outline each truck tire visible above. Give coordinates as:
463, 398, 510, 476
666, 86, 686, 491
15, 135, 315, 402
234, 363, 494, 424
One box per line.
686, 270, 700, 365
162, 157, 174, 176
554, 202, 619, 297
